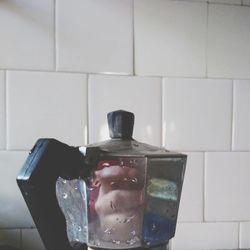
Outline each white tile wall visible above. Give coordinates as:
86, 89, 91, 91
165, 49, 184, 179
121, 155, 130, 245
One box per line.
233, 80, 250, 150
7, 71, 87, 150
56, 0, 133, 74
22, 229, 45, 250
88, 74, 162, 146
240, 222, 250, 248
0, 151, 34, 228
0, 0, 54, 70
163, 78, 232, 151
205, 152, 250, 221
178, 153, 204, 222
0, 229, 20, 249
134, 0, 207, 77
0, 71, 5, 149
0, 0, 250, 249
172, 222, 239, 250
207, 4, 250, 78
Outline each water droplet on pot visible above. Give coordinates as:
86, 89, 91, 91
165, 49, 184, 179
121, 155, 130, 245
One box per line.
152, 223, 156, 231
123, 215, 134, 223
104, 228, 113, 235
112, 240, 120, 245
146, 241, 151, 246
74, 186, 78, 190
123, 218, 131, 223
132, 178, 138, 183
126, 239, 134, 245
63, 193, 68, 199
131, 230, 136, 236
110, 201, 116, 210
62, 179, 67, 184
78, 226, 82, 232
126, 237, 139, 246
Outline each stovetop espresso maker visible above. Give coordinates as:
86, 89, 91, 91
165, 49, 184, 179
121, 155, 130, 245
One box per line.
17, 110, 187, 250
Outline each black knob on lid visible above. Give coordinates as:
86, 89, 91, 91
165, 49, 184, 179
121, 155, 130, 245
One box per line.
107, 110, 134, 139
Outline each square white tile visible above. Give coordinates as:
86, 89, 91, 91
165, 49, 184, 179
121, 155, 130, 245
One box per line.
134, 0, 207, 77
240, 222, 250, 248
22, 229, 45, 250
0, 229, 21, 249
172, 222, 238, 250
207, 4, 250, 78
0, 0, 54, 70
205, 152, 250, 221
163, 78, 232, 151
7, 71, 87, 150
57, 0, 133, 74
0, 151, 34, 228
88, 74, 162, 146
233, 80, 250, 150
0, 71, 5, 149
178, 152, 204, 222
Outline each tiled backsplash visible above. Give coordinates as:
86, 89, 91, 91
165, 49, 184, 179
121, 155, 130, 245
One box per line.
0, 0, 250, 249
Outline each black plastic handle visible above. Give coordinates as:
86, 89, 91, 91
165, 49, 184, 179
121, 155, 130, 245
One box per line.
17, 139, 87, 250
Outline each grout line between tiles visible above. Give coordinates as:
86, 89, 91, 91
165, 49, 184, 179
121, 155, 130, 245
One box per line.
3, 149, 248, 153
203, 152, 206, 222
205, 2, 209, 78
2, 68, 250, 81
208, 1, 246, 6
5, 71, 8, 150
132, 0, 135, 76
162, 149, 250, 153
3, 70, 7, 150
86, 74, 90, 145
20, 229, 23, 250
173, 0, 249, 7
0, 150, 31, 153
231, 80, 235, 151
161, 78, 166, 148
54, 0, 57, 71
0, 68, 133, 76
177, 220, 250, 224
131, 73, 250, 81
160, 77, 164, 147
0, 227, 36, 230
1, 149, 246, 153
238, 222, 241, 248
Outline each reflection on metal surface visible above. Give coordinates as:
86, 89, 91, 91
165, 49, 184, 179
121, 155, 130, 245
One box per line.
56, 177, 88, 245
147, 178, 178, 201
88, 157, 146, 249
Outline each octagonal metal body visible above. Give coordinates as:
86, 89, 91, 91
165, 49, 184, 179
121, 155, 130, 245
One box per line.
56, 139, 186, 249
